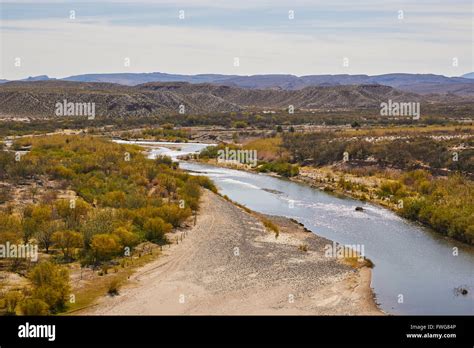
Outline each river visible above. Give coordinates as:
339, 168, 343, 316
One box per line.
118, 140, 474, 315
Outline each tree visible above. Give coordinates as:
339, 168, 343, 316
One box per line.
0, 212, 21, 245
52, 230, 83, 261
113, 227, 139, 248
143, 217, 172, 243
19, 298, 49, 315
54, 198, 90, 229
180, 180, 201, 211
80, 209, 116, 247
21, 204, 52, 244
2, 291, 23, 315
21, 218, 36, 244
29, 261, 70, 313
276, 125, 283, 133
158, 204, 192, 228
31, 204, 53, 222
90, 234, 122, 262
37, 220, 62, 253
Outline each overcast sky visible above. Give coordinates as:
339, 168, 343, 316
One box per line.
0, 0, 472, 79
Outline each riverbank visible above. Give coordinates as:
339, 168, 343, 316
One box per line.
190, 157, 392, 206
291, 166, 395, 208
99, 139, 474, 314
191, 157, 474, 246
80, 190, 382, 315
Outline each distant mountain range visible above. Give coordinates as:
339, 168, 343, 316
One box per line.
0, 80, 471, 118
462, 72, 474, 79
1, 72, 474, 95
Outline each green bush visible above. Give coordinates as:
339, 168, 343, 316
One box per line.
399, 197, 425, 220
143, 217, 172, 243
52, 230, 84, 260
158, 204, 192, 228
107, 278, 121, 296
90, 234, 122, 262
19, 298, 50, 315
29, 261, 70, 313
257, 161, 299, 177
2, 291, 24, 315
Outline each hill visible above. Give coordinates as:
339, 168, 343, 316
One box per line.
0, 80, 443, 118
2, 73, 474, 96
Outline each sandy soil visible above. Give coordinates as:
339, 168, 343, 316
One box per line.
82, 190, 382, 315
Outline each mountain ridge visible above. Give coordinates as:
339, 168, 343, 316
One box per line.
0, 80, 470, 118
2, 72, 474, 95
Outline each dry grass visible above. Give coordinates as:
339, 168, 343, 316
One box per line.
341, 246, 374, 269
107, 278, 121, 296
298, 244, 308, 252
64, 246, 161, 314
260, 216, 279, 237
342, 124, 474, 137
243, 136, 287, 161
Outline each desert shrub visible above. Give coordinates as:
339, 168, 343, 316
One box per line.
54, 198, 91, 229
378, 181, 406, 198
50, 165, 75, 180
0, 212, 21, 244
143, 217, 172, 243
90, 234, 122, 262
157, 204, 192, 228
36, 220, 63, 253
199, 145, 220, 159
399, 174, 473, 244
124, 191, 148, 209
399, 198, 426, 220
29, 261, 70, 313
18, 298, 50, 315
52, 230, 83, 261
155, 155, 173, 166
232, 121, 248, 129
101, 191, 127, 208
107, 278, 121, 296
191, 175, 217, 193
112, 227, 140, 248
181, 180, 200, 200
2, 291, 24, 315
261, 217, 279, 237
298, 244, 308, 252
1, 135, 211, 263
0, 152, 15, 180
338, 177, 354, 191
257, 161, 299, 177
80, 209, 117, 247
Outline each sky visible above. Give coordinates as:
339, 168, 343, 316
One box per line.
0, 0, 473, 79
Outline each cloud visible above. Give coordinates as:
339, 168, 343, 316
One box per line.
0, 0, 472, 78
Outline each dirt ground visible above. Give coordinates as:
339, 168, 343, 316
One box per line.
82, 190, 382, 315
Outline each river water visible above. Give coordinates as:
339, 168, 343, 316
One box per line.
118, 140, 474, 315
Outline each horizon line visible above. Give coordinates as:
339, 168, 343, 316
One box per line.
3, 71, 473, 81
